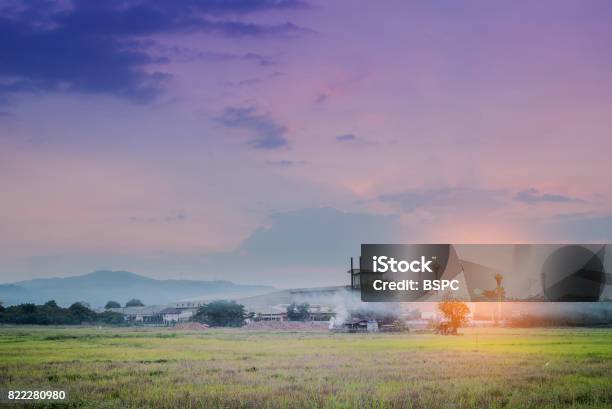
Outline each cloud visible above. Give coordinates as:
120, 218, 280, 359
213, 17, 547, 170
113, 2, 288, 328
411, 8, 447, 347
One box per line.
158, 46, 276, 66
238, 207, 399, 259
336, 134, 357, 142
242, 53, 276, 66
315, 93, 329, 104
197, 21, 310, 37
129, 213, 187, 223
335, 133, 372, 144
222, 71, 284, 88
0, 1, 309, 101
223, 78, 262, 87
203, 207, 401, 279
514, 188, 584, 204
379, 187, 503, 213
0, 23, 169, 102
217, 106, 289, 149
265, 160, 305, 167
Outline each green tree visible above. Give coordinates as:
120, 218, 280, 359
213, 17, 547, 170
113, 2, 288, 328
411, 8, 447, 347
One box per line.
286, 302, 310, 321
68, 302, 97, 323
38, 300, 67, 325
44, 300, 59, 308
105, 301, 121, 309
437, 298, 470, 335
125, 299, 144, 307
193, 300, 245, 327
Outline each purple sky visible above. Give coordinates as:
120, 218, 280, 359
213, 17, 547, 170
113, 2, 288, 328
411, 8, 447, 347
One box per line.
1, 0, 612, 286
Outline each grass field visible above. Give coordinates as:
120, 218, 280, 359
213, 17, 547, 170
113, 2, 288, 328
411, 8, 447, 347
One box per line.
0, 326, 610, 409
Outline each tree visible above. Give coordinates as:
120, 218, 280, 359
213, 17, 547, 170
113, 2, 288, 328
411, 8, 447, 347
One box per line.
193, 300, 245, 327
125, 299, 144, 307
105, 301, 121, 309
493, 273, 504, 325
68, 302, 97, 323
44, 300, 59, 308
437, 298, 470, 335
286, 302, 310, 321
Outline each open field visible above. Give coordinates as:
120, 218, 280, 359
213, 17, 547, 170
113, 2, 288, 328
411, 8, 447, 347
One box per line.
0, 326, 611, 409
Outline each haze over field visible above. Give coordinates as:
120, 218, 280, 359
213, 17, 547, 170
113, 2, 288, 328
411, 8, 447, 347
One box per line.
2, 1, 612, 287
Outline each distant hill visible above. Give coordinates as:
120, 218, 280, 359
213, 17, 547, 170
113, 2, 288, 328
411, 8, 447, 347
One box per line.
0, 284, 31, 306
0, 271, 274, 307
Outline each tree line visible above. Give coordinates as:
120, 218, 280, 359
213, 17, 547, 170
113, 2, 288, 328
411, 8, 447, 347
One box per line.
0, 301, 125, 325
190, 300, 312, 326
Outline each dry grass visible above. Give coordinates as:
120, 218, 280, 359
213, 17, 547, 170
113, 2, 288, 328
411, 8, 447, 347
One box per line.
0, 326, 610, 408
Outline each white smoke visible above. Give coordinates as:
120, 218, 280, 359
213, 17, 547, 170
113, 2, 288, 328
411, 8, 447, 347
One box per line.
290, 287, 418, 327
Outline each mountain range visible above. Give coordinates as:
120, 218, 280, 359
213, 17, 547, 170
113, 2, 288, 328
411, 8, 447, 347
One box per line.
0, 271, 274, 307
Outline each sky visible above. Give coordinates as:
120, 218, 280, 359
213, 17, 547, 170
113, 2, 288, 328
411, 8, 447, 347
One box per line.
1, 0, 612, 287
